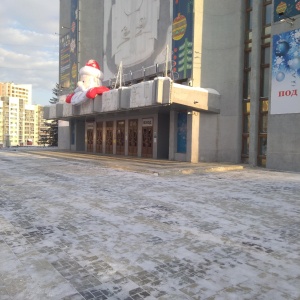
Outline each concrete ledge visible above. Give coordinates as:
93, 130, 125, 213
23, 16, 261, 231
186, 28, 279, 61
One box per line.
94, 95, 103, 112
171, 83, 220, 113
120, 87, 131, 109
63, 103, 73, 117
56, 103, 64, 118
45, 77, 221, 119
130, 81, 156, 108
72, 99, 95, 116
102, 89, 120, 112
49, 105, 57, 119
154, 77, 171, 104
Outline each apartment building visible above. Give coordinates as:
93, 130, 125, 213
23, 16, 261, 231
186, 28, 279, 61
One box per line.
0, 101, 3, 146
0, 82, 48, 147
46, 0, 300, 172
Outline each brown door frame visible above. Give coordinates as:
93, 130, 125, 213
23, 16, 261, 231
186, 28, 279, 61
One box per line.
105, 121, 114, 154
128, 119, 138, 156
96, 121, 103, 153
142, 120, 153, 158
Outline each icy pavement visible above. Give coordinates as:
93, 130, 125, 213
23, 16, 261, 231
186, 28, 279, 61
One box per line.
0, 150, 299, 300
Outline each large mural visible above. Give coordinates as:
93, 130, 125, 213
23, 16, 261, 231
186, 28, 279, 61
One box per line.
60, 0, 78, 90
271, 29, 300, 114
274, 0, 300, 22
103, 0, 172, 81
172, 0, 194, 81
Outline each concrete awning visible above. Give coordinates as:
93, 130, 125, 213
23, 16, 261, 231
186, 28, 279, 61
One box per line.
170, 83, 220, 113
44, 77, 220, 119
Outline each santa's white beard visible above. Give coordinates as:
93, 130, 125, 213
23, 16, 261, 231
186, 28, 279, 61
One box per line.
71, 87, 89, 105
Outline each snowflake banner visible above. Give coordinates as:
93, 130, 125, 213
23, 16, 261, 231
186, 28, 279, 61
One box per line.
271, 29, 300, 114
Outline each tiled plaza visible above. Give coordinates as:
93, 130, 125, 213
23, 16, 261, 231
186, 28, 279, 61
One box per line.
0, 149, 299, 299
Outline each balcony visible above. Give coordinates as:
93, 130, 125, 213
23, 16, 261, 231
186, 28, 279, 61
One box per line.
44, 77, 220, 119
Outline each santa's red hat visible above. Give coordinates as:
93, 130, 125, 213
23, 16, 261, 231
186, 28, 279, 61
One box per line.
79, 59, 104, 80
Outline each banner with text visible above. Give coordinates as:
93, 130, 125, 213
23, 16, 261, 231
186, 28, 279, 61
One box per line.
271, 29, 300, 114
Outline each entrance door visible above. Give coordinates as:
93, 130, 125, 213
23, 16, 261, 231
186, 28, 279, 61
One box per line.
105, 121, 113, 154
128, 119, 138, 156
116, 120, 125, 155
87, 129, 94, 152
142, 125, 153, 158
96, 122, 103, 153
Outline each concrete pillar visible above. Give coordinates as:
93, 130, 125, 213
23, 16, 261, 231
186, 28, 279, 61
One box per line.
192, 0, 204, 87
186, 111, 200, 163
76, 120, 85, 151
249, 0, 262, 166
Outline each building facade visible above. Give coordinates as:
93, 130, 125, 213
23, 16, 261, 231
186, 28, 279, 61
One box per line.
0, 82, 47, 147
46, 0, 300, 172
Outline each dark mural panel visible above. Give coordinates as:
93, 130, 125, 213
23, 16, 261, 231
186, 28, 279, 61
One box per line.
60, 0, 78, 90
177, 112, 187, 153
274, 0, 300, 22
60, 33, 71, 89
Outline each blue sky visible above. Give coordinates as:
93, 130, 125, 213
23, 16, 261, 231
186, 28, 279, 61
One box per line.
0, 0, 59, 106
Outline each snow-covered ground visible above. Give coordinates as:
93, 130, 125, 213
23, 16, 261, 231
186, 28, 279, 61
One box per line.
0, 150, 299, 300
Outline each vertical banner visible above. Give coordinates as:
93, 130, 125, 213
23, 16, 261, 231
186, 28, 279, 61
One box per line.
60, 33, 71, 89
172, 0, 194, 81
60, 0, 78, 90
274, 0, 300, 22
70, 0, 78, 90
271, 30, 300, 114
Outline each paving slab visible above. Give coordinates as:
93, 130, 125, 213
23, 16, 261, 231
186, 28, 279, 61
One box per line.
0, 149, 299, 300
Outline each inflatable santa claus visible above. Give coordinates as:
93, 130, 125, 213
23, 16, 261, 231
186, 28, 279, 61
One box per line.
66, 59, 109, 105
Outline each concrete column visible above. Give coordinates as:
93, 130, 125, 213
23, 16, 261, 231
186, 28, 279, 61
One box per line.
192, 0, 204, 87
168, 110, 176, 160
249, 0, 262, 166
186, 111, 200, 163
76, 120, 85, 151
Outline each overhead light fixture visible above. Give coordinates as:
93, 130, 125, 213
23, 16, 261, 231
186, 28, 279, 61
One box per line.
61, 25, 71, 30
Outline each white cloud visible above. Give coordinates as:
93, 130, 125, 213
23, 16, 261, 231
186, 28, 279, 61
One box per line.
0, 0, 59, 105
